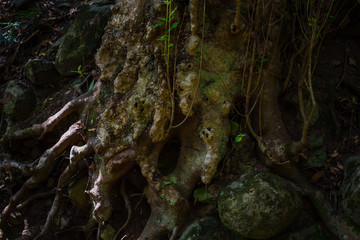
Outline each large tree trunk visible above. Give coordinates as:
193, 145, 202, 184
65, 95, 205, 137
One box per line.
1, 0, 359, 239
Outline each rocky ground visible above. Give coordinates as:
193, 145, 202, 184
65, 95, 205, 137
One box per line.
1, 0, 360, 239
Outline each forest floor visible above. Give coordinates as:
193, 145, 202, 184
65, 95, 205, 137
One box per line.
1, 0, 360, 239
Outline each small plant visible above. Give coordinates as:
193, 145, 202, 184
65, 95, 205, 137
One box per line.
71, 65, 95, 91
235, 133, 246, 143
254, 57, 269, 69
0, 22, 20, 45
156, 0, 179, 76
71, 65, 86, 78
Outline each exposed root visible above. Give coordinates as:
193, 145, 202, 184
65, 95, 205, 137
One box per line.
89, 150, 136, 225
1, 81, 100, 144
34, 140, 95, 239
0, 122, 85, 229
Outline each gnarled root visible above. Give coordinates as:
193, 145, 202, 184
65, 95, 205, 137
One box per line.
34, 140, 96, 239
89, 150, 136, 225
0, 81, 101, 236
0, 122, 84, 229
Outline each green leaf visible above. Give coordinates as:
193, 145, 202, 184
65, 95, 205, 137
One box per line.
77, 65, 82, 71
161, 181, 172, 189
262, 58, 269, 62
90, 119, 94, 125
171, 7, 178, 15
170, 21, 178, 30
88, 79, 95, 91
158, 17, 168, 22
157, 35, 167, 41
162, 53, 167, 56
235, 133, 246, 142
169, 43, 174, 48
154, 23, 164, 28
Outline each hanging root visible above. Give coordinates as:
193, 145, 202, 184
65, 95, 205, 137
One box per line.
113, 178, 131, 240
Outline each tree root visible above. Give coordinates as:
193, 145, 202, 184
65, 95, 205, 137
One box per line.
34, 140, 95, 239
0, 122, 84, 229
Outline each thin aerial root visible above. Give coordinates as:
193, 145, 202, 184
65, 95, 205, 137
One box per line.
0, 122, 84, 228
35, 141, 95, 238
113, 179, 131, 240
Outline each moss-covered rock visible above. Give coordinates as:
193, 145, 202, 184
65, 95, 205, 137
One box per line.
218, 170, 302, 239
4, 81, 36, 121
340, 156, 360, 226
179, 217, 245, 240
55, 3, 112, 76
24, 59, 60, 86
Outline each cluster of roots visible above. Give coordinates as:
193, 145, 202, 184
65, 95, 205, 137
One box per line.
1, 0, 359, 240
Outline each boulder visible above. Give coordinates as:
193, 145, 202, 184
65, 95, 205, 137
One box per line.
340, 156, 360, 226
3, 81, 36, 121
24, 59, 60, 86
218, 170, 302, 239
55, 3, 112, 76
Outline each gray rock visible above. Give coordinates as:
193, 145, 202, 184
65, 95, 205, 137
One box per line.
340, 156, 360, 226
24, 59, 60, 86
3, 81, 36, 121
55, 4, 112, 76
179, 217, 245, 240
218, 170, 302, 239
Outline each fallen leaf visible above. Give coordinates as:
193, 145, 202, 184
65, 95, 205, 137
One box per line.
330, 166, 339, 174
299, 152, 307, 160
337, 162, 344, 170
330, 150, 339, 158
88, 128, 96, 132
311, 171, 324, 182
349, 57, 356, 66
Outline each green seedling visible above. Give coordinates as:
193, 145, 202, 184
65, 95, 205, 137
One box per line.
235, 133, 246, 142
